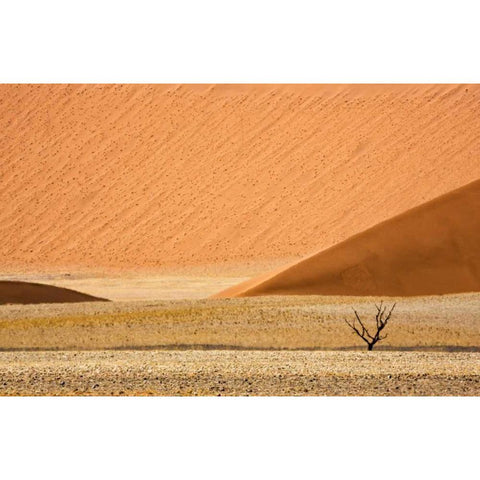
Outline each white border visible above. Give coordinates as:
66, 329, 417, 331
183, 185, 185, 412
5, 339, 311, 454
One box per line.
1, 0, 479, 82
1, 397, 478, 480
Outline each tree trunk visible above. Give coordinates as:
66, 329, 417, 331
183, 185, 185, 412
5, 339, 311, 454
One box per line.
367, 343, 373, 351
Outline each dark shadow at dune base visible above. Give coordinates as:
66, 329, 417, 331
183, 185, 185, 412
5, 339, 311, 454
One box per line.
1, 344, 478, 353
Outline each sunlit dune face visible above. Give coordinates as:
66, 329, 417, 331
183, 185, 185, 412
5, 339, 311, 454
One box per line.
1, 84, 479, 273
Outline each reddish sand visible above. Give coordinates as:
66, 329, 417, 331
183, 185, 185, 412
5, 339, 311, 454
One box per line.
215, 179, 480, 297
0, 281, 108, 304
1, 85, 480, 273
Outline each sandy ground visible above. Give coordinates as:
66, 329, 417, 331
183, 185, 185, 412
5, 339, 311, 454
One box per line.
0, 272, 249, 301
1, 85, 480, 272
0, 350, 478, 396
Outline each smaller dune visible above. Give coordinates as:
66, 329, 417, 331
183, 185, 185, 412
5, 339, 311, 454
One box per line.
215, 178, 480, 298
0, 281, 109, 304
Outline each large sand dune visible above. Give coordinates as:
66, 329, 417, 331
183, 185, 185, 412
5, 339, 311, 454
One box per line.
1, 85, 480, 272
0, 281, 108, 304
215, 179, 480, 297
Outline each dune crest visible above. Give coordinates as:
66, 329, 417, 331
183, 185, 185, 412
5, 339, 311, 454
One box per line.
0, 281, 108, 304
1, 85, 480, 272
214, 179, 480, 297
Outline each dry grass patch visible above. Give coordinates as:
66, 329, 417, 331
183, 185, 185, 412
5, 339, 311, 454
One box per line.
0, 294, 479, 351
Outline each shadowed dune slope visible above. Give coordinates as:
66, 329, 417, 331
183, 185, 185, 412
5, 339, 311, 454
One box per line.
0, 281, 108, 304
215, 179, 480, 297
1, 85, 480, 272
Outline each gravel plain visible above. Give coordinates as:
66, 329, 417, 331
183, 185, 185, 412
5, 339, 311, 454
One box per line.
0, 350, 478, 396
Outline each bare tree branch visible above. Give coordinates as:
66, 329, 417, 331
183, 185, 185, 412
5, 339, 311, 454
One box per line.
344, 319, 370, 345
353, 309, 374, 341
344, 302, 396, 351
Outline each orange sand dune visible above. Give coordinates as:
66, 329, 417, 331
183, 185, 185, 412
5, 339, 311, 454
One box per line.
215, 179, 480, 297
1, 85, 480, 272
0, 281, 108, 304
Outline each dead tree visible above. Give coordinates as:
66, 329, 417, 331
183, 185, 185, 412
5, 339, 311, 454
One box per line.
344, 302, 396, 351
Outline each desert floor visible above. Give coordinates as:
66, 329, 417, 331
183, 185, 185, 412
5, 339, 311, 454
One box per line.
0, 350, 478, 396
0, 292, 479, 396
